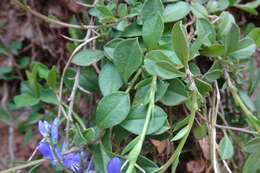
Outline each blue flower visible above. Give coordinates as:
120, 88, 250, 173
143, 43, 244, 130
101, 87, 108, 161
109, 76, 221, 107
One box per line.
63, 153, 81, 172
38, 120, 51, 138
51, 118, 59, 144
106, 157, 122, 173
37, 142, 62, 166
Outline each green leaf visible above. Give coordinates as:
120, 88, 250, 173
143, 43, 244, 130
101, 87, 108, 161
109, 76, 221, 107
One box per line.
72, 49, 104, 66
235, 0, 260, 15
193, 123, 207, 139
171, 125, 189, 141
118, 3, 128, 17
89, 6, 116, 23
134, 79, 169, 106
47, 66, 57, 90
244, 137, 260, 153
26, 68, 39, 97
98, 63, 123, 96
203, 69, 222, 83
219, 135, 234, 160
14, 93, 40, 108
113, 38, 143, 83
172, 21, 189, 68
160, 79, 188, 106
104, 38, 124, 60
173, 115, 190, 133
121, 22, 142, 37
200, 44, 225, 57
163, 2, 190, 23
40, 88, 58, 105
122, 136, 140, 155
224, 23, 240, 55
243, 150, 260, 173
196, 18, 216, 46
120, 105, 168, 135
91, 142, 111, 173
190, 1, 208, 18
249, 28, 260, 47
141, 0, 164, 22
195, 78, 212, 96
144, 59, 185, 79
217, 12, 235, 38
142, 13, 164, 50
207, 0, 229, 13
239, 90, 255, 112
229, 38, 256, 59
96, 92, 130, 129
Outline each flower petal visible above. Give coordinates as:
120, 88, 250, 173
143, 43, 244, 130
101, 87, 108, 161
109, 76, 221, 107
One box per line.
106, 157, 122, 173
51, 118, 59, 144
37, 142, 53, 159
38, 121, 51, 137
63, 153, 81, 172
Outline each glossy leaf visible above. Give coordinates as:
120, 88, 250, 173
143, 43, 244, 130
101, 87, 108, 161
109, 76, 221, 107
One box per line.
14, 93, 39, 108
120, 105, 167, 135
141, 0, 164, 22
172, 21, 190, 68
72, 49, 104, 66
142, 13, 164, 50
224, 23, 240, 55
98, 63, 123, 96
171, 125, 189, 141
190, 1, 208, 18
96, 92, 130, 129
163, 2, 190, 23
229, 38, 256, 59
249, 28, 260, 47
160, 79, 188, 106
196, 18, 216, 46
113, 39, 143, 83
200, 44, 225, 57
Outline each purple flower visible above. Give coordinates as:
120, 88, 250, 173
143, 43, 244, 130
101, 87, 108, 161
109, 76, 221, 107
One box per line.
51, 118, 59, 144
37, 142, 62, 166
63, 153, 81, 172
106, 157, 122, 173
38, 120, 51, 138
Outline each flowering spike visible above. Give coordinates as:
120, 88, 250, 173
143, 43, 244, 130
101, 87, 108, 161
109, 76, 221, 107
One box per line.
106, 157, 122, 173
51, 118, 59, 144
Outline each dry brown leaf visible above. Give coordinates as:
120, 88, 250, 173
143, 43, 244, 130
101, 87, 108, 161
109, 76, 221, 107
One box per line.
187, 159, 206, 173
150, 139, 168, 154
198, 136, 210, 160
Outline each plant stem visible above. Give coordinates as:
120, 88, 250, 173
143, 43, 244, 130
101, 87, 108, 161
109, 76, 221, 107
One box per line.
0, 159, 46, 173
126, 68, 142, 93
10, 0, 116, 29
126, 76, 157, 173
157, 90, 198, 173
225, 71, 260, 133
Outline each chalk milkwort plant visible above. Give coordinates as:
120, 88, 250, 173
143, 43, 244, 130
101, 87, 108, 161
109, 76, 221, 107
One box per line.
1, 0, 260, 172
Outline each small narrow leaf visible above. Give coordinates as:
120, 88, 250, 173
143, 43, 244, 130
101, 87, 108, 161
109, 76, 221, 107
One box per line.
171, 125, 189, 141
172, 21, 189, 68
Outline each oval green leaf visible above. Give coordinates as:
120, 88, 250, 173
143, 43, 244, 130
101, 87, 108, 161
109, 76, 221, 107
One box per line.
96, 92, 130, 129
